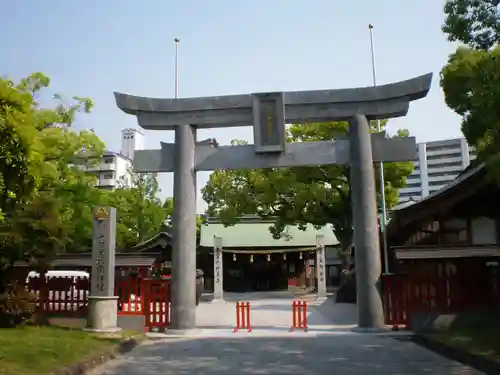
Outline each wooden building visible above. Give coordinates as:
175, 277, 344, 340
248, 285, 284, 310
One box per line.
199, 216, 340, 292
386, 163, 500, 316
12, 232, 174, 279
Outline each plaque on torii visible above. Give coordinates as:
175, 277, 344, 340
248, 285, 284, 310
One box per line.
114, 73, 432, 332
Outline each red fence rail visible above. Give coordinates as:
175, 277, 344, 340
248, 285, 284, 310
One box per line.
115, 277, 143, 315
234, 301, 252, 333
27, 276, 90, 317
290, 300, 308, 332
143, 279, 171, 332
382, 273, 499, 330
382, 275, 410, 329
26, 275, 172, 326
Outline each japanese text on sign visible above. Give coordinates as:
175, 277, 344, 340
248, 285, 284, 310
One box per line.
96, 232, 106, 291
215, 249, 221, 284
318, 248, 325, 283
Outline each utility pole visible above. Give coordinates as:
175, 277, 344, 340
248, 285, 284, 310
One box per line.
369, 24, 390, 274
174, 38, 180, 99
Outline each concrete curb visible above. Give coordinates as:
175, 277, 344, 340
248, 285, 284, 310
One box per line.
49, 335, 146, 375
412, 334, 500, 375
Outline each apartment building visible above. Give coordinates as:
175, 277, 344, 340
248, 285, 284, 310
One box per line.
87, 128, 145, 190
397, 138, 476, 206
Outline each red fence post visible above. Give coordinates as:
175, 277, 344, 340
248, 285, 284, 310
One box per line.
290, 300, 308, 332
233, 301, 251, 333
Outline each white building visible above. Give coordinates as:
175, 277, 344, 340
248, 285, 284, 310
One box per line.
397, 138, 476, 206
87, 128, 144, 190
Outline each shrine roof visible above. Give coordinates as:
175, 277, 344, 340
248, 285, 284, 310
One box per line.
387, 162, 488, 244
13, 252, 160, 268
200, 216, 338, 248
129, 232, 173, 252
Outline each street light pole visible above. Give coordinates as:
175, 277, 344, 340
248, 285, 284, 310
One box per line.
368, 24, 390, 274
174, 38, 180, 99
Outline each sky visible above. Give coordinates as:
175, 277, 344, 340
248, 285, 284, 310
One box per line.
1, 0, 462, 212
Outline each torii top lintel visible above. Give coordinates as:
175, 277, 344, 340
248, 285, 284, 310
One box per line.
114, 73, 432, 131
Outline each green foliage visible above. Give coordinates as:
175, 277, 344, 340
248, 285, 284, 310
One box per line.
443, 0, 500, 50
0, 76, 41, 221
441, 46, 500, 160
161, 197, 204, 240
111, 171, 169, 250
0, 282, 36, 328
0, 72, 105, 273
441, 1, 500, 171
202, 122, 414, 249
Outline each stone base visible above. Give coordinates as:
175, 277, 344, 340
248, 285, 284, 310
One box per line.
210, 297, 225, 303
166, 328, 202, 336
84, 327, 122, 333
351, 326, 390, 334
85, 295, 120, 332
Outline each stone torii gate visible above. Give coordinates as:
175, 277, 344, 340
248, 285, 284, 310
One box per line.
114, 72, 432, 333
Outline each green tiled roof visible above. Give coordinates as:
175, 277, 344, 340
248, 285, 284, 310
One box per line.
200, 217, 338, 248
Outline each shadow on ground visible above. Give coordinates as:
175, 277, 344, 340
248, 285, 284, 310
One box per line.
94, 334, 483, 375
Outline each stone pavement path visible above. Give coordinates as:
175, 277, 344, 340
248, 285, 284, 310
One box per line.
91, 333, 483, 375
196, 293, 357, 331
91, 294, 484, 374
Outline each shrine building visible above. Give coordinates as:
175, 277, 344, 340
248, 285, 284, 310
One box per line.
198, 215, 340, 294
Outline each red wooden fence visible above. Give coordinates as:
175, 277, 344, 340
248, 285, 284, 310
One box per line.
115, 277, 143, 315
143, 279, 171, 332
26, 275, 171, 330
382, 274, 410, 329
27, 276, 90, 317
382, 273, 500, 329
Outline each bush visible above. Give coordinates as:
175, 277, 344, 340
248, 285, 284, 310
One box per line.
0, 282, 37, 328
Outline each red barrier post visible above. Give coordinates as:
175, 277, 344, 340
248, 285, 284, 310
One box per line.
233, 301, 252, 333
290, 300, 308, 332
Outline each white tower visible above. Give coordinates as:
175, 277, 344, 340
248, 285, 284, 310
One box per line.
120, 128, 144, 160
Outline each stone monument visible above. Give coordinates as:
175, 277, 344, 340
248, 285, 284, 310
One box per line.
114, 73, 432, 332
315, 235, 327, 299
212, 236, 224, 302
85, 206, 120, 332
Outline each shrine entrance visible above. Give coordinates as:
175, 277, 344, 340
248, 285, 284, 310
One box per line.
114, 72, 433, 331
221, 250, 312, 293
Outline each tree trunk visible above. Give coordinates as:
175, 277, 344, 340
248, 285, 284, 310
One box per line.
331, 227, 356, 303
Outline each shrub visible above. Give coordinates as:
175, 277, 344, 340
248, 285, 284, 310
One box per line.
0, 282, 37, 328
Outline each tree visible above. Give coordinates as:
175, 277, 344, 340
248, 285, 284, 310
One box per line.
441, 1, 500, 164
162, 197, 204, 242
202, 121, 414, 252
441, 47, 500, 160
443, 0, 500, 50
111, 172, 168, 250
0, 75, 42, 222
202, 122, 413, 302
0, 73, 105, 279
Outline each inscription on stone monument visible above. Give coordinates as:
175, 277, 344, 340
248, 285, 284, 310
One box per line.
318, 251, 325, 283
316, 235, 327, 299
96, 233, 105, 292
213, 236, 223, 301
215, 249, 221, 284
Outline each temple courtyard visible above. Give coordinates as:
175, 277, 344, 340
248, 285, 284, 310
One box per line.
89, 293, 484, 375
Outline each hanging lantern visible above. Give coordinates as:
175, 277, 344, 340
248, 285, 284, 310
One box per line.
283, 253, 287, 260
267, 254, 271, 262
299, 252, 303, 260
233, 253, 236, 261
250, 254, 254, 263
